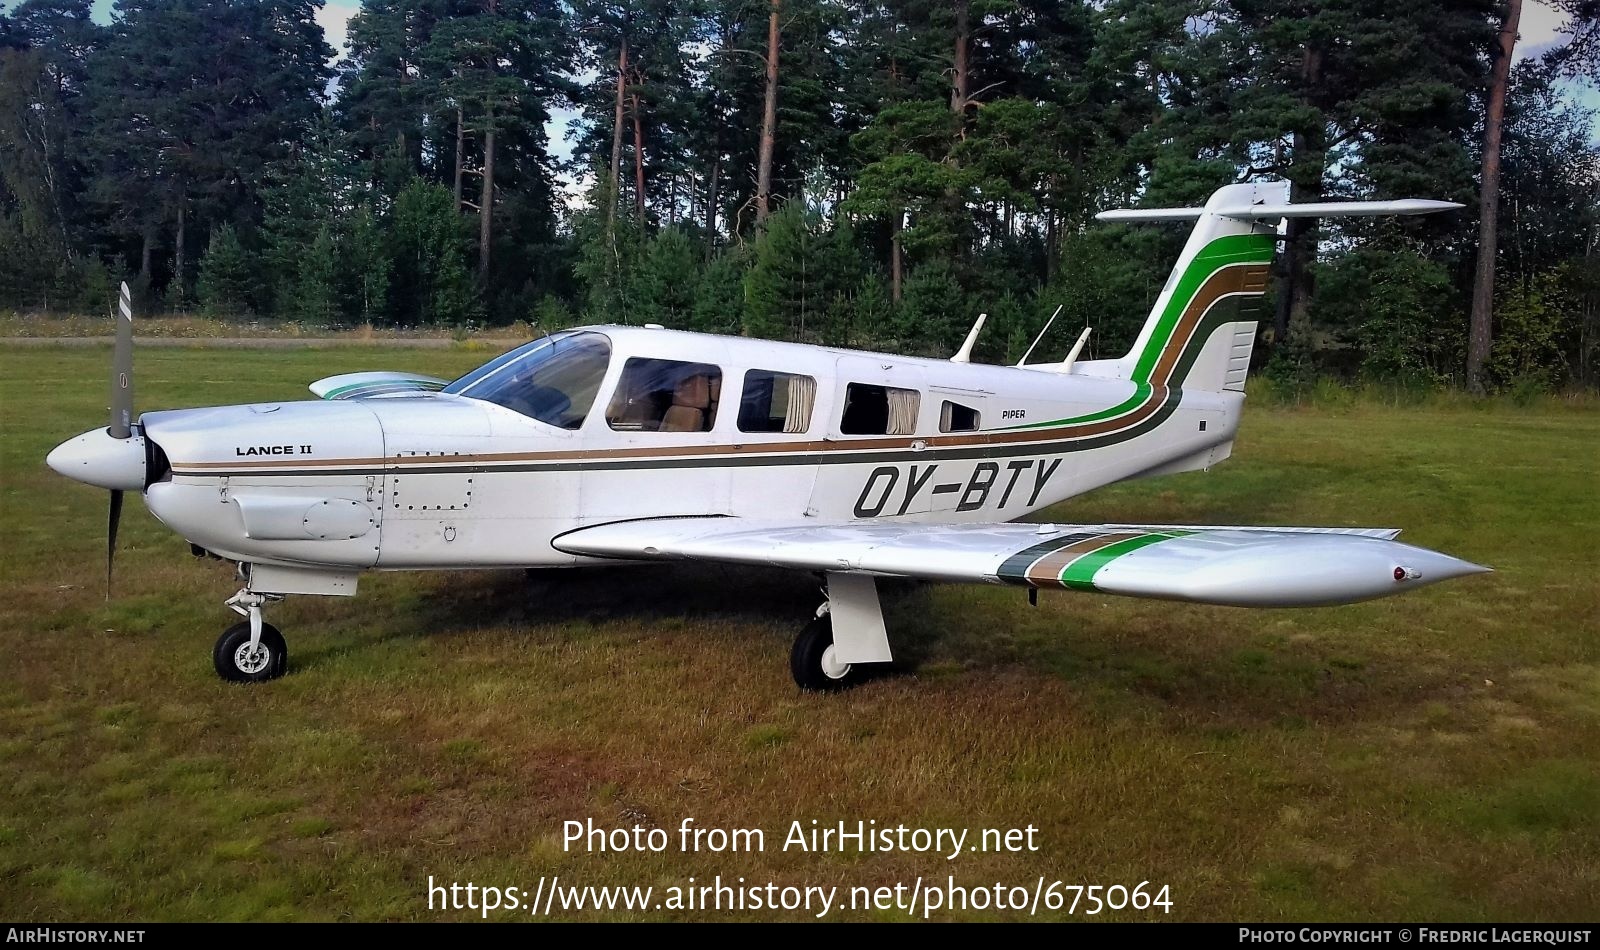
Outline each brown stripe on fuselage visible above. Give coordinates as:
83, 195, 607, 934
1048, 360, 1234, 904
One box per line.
173, 264, 1268, 475
1022, 532, 1144, 586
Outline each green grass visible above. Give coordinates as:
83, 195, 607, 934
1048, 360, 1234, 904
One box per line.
1, 345, 1598, 921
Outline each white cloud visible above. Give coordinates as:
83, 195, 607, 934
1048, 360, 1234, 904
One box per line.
1520, 0, 1569, 52
316, 0, 360, 62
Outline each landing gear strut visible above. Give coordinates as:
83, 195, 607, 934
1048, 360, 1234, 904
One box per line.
214, 588, 287, 683
789, 573, 894, 691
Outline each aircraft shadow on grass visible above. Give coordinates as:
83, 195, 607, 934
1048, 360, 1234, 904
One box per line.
288, 561, 1453, 727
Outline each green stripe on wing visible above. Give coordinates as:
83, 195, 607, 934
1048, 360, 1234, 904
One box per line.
1059, 531, 1194, 591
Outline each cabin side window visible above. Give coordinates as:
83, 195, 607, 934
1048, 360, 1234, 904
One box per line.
738, 370, 817, 434
840, 383, 920, 436
939, 400, 981, 433
605, 358, 723, 433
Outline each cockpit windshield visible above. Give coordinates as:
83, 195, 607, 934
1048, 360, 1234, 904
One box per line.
442, 331, 613, 429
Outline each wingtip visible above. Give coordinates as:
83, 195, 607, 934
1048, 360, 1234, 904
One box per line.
1402, 198, 1467, 213
1439, 558, 1493, 580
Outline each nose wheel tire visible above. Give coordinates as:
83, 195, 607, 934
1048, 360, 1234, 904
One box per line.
213, 621, 288, 683
790, 615, 861, 691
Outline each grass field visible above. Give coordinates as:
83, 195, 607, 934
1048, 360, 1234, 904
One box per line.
2, 344, 1597, 922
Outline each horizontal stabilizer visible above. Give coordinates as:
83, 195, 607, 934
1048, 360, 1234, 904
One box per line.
1096, 198, 1463, 224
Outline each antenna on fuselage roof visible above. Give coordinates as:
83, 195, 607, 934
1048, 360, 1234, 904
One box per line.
1016, 304, 1063, 368
1052, 325, 1093, 374
527, 313, 554, 349
950, 312, 988, 363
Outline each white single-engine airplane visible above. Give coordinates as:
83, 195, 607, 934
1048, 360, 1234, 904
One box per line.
48, 182, 1489, 689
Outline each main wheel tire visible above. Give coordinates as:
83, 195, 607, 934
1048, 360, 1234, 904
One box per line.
790, 615, 861, 691
213, 621, 288, 683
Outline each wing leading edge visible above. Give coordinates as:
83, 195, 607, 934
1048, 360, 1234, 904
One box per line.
553, 518, 1489, 608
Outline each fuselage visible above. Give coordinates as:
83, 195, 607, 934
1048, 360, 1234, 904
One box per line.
134, 325, 1243, 572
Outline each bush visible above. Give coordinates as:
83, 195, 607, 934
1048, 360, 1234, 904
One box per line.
1489, 268, 1576, 393
1311, 243, 1460, 386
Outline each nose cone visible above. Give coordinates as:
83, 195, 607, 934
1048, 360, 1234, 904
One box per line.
47, 427, 147, 491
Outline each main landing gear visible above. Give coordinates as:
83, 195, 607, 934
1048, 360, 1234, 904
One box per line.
789, 573, 895, 692
790, 609, 860, 691
214, 588, 287, 683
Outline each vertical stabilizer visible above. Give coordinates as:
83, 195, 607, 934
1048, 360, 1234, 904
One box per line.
1103, 182, 1283, 394
1086, 183, 1463, 394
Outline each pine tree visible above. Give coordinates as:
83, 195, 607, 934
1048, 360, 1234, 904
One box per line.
197, 223, 255, 315
84, 0, 333, 303
630, 226, 701, 326
572, 165, 642, 320
390, 176, 480, 325
693, 248, 746, 334
897, 258, 966, 355
0, 0, 102, 272
344, 203, 391, 324
289, 225, 339, 324
432, 240, 480, 326
259, 134, 345, 316
744, 202, 817, 340
1167, 0, 1494, 353
421, 0, 572, 283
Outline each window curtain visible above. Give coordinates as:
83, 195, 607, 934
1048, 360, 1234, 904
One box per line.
783, 375, 817, 433
886, 388, 920, 435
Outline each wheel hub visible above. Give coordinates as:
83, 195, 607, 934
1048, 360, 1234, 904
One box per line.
819, 645, 852, 680
234, 641, 271, 675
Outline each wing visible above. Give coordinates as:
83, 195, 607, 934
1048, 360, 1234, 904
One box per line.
554, 517, 1489, 608
309, 371, 448, 400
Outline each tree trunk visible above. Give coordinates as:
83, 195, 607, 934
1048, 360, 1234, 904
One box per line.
630, 87, 646, 220
479, 114, 495, 281
705, 154, 721, 249
890, 210, 904, 303
139, 227, 154, 280
1467, 0, 1523, 394
173, 199, 186, 306
609, 38, 628, 235
756, 0, 780, 227
951, 0, 969, 116
1273, 45, 1326, 348
1045, 209, 1057, 281
453, 107, 465, 212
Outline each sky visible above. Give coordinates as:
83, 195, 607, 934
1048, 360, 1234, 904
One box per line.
56, 0, 1600, 161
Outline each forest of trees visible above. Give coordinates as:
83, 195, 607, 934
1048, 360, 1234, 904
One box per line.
2, 0, 1597, 391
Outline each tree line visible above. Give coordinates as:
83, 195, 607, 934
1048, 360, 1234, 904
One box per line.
2, 0, 1597, 391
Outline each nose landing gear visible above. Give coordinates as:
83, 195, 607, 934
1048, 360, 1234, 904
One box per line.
215, 588, 287, 682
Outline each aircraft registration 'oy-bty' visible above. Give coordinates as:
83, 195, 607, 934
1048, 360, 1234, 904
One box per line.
47, 181, 1490, 690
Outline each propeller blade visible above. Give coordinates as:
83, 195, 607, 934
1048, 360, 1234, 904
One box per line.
109, 281, 134, 439
107, 488, 123, 601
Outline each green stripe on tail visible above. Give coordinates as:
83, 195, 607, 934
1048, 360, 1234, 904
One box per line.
1128, 233, 1274, 385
